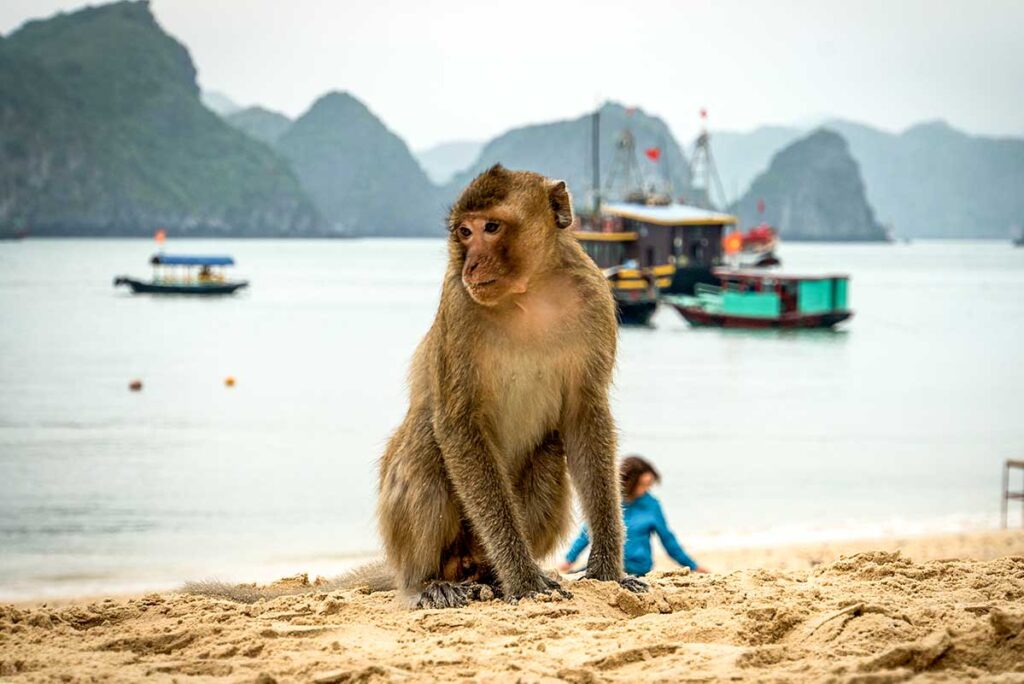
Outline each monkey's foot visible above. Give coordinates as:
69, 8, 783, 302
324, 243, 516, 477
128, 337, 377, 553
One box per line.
618, 576, 649, 594
504, 573, 573, 605
416, 581, 497, 609
467, 582, 497, 602
416, 581, 471, 609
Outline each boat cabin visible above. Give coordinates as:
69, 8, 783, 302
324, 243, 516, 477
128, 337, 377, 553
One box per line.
575, 201, 738, 295
150, 254, 235, 283
713, 269, 849, 318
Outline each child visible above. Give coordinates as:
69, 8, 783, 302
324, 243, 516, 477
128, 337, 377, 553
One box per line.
558, 455, 708, 575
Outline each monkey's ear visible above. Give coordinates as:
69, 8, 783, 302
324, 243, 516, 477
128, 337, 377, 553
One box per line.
549, 180, 574, 229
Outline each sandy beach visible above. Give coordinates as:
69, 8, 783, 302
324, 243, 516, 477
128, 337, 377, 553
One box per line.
2, 529, 1022, 682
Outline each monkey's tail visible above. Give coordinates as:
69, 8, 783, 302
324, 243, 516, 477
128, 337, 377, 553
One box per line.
181, 560, 396, 604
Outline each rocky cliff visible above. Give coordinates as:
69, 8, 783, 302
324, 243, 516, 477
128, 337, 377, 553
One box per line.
275, 92, 443, 236
0, 1, 320, 236
731, 129, 887, 241
711, 120, 1024, 239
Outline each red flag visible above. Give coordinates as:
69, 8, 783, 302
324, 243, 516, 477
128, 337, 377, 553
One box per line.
757, 198, 766, 214
644, 147, 661, 161
700, 107, 707, 120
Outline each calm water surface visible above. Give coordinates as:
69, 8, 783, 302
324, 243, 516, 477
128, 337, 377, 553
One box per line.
1, 239, 1022, 599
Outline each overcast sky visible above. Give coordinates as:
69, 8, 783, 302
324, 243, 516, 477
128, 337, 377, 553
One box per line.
3, 0, 1022, 150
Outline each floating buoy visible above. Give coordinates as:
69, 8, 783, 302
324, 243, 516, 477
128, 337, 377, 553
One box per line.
224, 376, 236, 388
129, 379, 143, 391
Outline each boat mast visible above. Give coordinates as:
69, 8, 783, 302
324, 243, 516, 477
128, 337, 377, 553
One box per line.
604, 128, 645, 202
661, 133, 674, 198
688, 108, 727, 210
591, 107, 601, 220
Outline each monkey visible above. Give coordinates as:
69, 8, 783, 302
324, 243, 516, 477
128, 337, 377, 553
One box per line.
184, 165, 645, 607
376, 164, 646, 608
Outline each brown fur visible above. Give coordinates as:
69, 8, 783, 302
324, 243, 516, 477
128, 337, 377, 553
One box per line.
378, 165, 634, 608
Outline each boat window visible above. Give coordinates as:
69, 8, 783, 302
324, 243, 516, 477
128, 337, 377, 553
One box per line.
690, 239, 707, 263
781, 282, 798, 313
582, 241, 625, 268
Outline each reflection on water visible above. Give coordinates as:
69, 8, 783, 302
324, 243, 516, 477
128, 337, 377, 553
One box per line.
1, 239, 1022, 599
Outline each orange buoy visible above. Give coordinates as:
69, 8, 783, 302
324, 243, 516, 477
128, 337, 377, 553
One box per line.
129, 379, 143, 391
224, 376, 236, 387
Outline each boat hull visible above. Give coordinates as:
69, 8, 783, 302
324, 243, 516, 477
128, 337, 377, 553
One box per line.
615, 298, 658, 326
670, 304, 852, 329
114, 277, 248, 295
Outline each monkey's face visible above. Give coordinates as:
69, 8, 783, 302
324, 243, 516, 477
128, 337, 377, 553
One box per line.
449, 165, 575, 307
453, 214, 522, 305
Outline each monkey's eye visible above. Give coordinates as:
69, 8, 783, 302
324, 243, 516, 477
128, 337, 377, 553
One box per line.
484, 221, 500, 234
458, 226, 472, 238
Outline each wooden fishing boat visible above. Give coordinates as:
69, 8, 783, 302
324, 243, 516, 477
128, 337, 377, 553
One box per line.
114, 254, 248, 295
603, 265, 659, 326
575, 202, 738, 325
664, 269, 853, 329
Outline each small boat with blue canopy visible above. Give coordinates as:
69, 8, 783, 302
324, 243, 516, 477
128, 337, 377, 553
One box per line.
114, 254, 248, 295
665, 268, 852, 329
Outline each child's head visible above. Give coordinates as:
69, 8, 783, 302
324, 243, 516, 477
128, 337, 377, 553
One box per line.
620, 455, 661, 501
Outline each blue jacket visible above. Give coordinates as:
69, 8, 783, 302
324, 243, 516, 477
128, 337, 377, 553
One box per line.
564, 492, 697, 575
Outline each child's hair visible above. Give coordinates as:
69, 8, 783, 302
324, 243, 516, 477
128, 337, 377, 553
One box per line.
619, 455, 661, 499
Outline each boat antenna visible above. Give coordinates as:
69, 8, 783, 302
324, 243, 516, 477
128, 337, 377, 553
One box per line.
687, 108, 727, 210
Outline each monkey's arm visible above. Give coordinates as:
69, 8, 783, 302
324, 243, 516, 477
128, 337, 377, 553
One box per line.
432, 391, 563, 599
562, 387, 625, 583
434, 415, 561, 597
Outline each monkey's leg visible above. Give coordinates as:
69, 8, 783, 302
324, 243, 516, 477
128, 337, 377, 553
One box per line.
377, 410, 464, 606
435, 413, 566, 602
564, 398, 646, 593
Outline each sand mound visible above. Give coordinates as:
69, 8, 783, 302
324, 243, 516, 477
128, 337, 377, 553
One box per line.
2, 550, 1023, 682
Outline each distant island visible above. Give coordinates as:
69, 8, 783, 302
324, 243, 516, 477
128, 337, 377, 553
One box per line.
713, 120, 1024, 240
731, 130, 887, 242
2, 0, 1021, 239
0, 2, 318, 236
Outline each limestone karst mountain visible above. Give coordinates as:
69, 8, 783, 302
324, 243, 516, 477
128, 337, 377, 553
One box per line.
731, 130, 887, 241
0, 1, 320, 236
274, 92, 443, 236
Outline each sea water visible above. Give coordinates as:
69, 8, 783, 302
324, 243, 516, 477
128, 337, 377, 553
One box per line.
1, 239, 1022, 599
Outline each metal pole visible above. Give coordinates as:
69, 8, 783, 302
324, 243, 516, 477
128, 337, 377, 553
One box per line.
1002, 460, 1009, 529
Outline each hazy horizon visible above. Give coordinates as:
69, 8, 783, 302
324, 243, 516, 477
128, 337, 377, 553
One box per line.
2, 0, 1022, 149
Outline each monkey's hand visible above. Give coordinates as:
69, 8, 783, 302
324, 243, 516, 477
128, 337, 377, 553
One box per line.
581, 569, 649, 594
503, 572, 573, 604
618, 576, 649, 594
